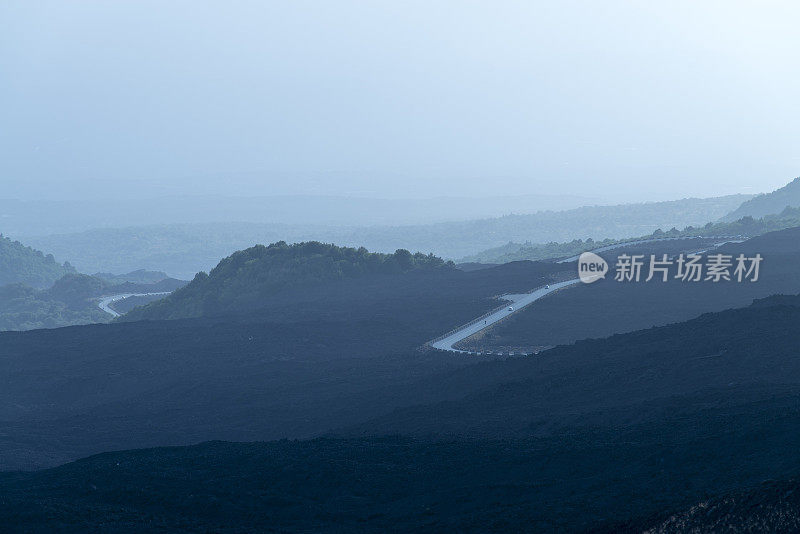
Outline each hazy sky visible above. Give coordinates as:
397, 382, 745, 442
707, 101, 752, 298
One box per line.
2, 1, 799, 201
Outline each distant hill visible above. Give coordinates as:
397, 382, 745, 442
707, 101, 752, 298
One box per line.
122, 242, 454, 321
93, 269, 171, 285
23, 194, 749, 277
464, 206, 800, 264
0, 193, 601, 237
722, 176, 800, 221
0, 235, 75, 289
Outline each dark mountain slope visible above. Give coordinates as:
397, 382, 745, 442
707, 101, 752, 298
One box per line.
351, 294, 800, 438
642, 476, 800, 533
2, 391, 800, 532
0, 317, 467, 470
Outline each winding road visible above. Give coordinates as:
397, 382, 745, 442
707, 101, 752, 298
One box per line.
97, 292, 170, 318
430, 279, 580, 353
431, 235, 746, 354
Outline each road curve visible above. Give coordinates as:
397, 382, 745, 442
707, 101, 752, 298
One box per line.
432, 236, 745, 354
97, 292, 170, 318
556, 235, 744, 263
430, 279, 580, 353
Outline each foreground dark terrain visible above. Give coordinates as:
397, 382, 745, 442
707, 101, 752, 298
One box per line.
0, 249, 562, 470
4, 417, 800, 533
644, 476, 800, 533
3, 233, 800, 529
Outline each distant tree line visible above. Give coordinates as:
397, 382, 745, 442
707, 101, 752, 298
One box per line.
123, 241, 453, 321
464, 207, 800, 264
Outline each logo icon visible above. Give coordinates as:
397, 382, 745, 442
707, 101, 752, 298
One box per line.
578, 252, 608, 284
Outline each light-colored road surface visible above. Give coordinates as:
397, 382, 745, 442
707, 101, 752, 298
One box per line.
430, 279, 580, 353
97, 292, 170, 318
432, 236, 746, 354
556, 236, 744, 263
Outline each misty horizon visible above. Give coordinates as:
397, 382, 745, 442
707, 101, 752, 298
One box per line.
3, 1, 799, 203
